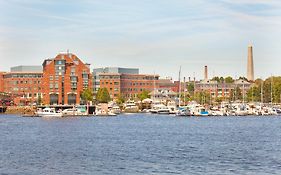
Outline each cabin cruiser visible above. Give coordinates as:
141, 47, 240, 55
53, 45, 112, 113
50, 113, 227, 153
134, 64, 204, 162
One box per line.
167, 101, 177, 114
124, 100, 139, 113
110, 106, 121, 114
150, 104, 170, 114
234, 104, 248, 116
176, 107, 191, 117
36, 108, 63, 117
62, 106, 88, 116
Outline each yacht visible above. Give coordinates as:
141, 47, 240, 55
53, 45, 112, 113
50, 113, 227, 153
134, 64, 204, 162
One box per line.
124, 100, 139, 113
36, 108, 63, 117
150, 104, 169, 114
176, 107, 191, 117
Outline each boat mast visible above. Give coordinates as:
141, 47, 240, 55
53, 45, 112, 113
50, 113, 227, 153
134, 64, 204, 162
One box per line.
178, 66, 181, 107
261, 79, 263, 104
271, 75, 273, 106
183, 77, 186, 106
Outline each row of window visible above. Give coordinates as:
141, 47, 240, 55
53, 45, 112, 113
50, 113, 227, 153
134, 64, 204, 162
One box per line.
9, 80, 41, 85
4, 74, 43, 78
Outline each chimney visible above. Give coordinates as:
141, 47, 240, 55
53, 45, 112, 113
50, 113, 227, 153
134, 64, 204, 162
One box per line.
247, 45, 254, 81
204, 65, 208, 80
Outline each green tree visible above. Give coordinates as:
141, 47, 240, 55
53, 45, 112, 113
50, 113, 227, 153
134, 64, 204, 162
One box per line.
193, 90, 211, 105
225, 76, 234, 83
96, 88, 111, 103
81, 88, 93, 103
37, 95, 42, 105
137, 90, 151, 101
187, 83, 194, 95
116, 94, 125, 105
229, 87, 242, 102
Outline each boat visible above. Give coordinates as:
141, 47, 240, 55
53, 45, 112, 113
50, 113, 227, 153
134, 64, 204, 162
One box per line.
176, 107, 191, 117
36, 107, 62, 117
150, 104, 170, 114
124, 100, 139, 113
62, 106, 88, 116
110, 106, 121, 114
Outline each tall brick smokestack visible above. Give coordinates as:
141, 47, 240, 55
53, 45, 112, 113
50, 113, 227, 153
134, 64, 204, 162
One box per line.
204, 65, 208, 80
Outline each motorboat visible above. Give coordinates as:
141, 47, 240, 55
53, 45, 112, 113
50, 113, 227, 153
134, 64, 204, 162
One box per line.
176, 107, 191, 117
110, 106, 121, 114
62, 106, 88, 116
124, 100, 139, 113
36, 108, 62, 117
150, 104, 169, 114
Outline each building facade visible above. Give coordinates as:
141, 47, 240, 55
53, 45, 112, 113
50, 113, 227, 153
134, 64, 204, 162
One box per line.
2, 70, 43, 105
42, 53, 92, 105
0, 72, 5, 93
93, 67, 139, 93
195, 79, 252, 99
98, 72, 159, 99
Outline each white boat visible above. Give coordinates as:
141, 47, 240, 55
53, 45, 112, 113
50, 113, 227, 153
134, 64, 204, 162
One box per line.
150, 104, 170, 114
124, 100, 139, 113
176, 107, 191, 117
235, 104, 248, 116
109, 106, 121, 114
36, 108, 63, 117
62, 106, 88, 116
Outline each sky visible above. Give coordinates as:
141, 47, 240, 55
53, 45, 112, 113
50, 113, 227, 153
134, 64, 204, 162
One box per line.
0, 0, 281, 80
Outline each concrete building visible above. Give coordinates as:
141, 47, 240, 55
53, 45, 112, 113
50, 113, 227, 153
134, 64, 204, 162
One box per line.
247, 45, 254, 81
11, 65, 42, 73
93, 67, 139, 93
42, 53, 92, 105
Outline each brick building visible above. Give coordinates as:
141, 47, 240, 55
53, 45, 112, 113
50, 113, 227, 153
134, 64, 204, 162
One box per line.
98, 72, 159, 99
195, 79, 252, 99
1, 66, 43, 105
0, 72, 5, 93
42, 53, 92, 105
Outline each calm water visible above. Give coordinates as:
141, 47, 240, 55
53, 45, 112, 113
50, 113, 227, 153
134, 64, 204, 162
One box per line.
1, 114, 281, 175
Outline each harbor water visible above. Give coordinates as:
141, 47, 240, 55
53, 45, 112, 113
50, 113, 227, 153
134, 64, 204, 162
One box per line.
1, 114, 281, 174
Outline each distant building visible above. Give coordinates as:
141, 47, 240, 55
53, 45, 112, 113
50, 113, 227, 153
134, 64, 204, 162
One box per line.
149, 88, 177, 102
0, 72, 5, 93
42, 53, 92, 105
98, 72, 159, 99
2, 71, 43, 105
93, 67, 139, 93
11, 65, 42, 73
195, 79, 251, 99
158, 78, 179, 92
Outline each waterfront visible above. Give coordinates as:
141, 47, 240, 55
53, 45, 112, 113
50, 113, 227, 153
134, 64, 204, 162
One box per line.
1, 114, 281, 174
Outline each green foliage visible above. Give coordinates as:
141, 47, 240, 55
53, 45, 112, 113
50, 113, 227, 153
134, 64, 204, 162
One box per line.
244, 77, 281, 103
193, 90, 211, 105
81, 88, 93, 102
224, 76, 234, 83
229, 86, 243, 102
116, 94, 125, 105
187, 83, 194, 94
211, 76, 225, 83
137, 90, 151, 101
37, 95, 42, 105
96, 88, 111, 103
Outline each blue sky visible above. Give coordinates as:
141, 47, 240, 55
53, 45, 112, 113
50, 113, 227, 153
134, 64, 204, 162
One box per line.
0, 0, 280, 80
